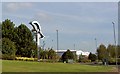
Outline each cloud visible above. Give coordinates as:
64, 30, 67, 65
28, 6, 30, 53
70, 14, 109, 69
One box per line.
34, 8, 114, 26
3, 3, 117, 37
30, 9, 115, 36
2, 2, 117, 53
32, 12, 53, 22
5, 3, 33, 11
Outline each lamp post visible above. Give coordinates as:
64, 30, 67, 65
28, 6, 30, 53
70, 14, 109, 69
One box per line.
112, 22, 118, 71
74, 44, 75, 50
51, 39, 53, 49
95, 38, 98, 63
56, 30, 59, 52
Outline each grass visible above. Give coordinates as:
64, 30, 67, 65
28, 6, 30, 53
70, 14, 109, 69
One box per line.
2, 60, 117, 72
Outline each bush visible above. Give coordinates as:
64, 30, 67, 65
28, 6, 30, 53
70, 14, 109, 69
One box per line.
80, 59, 91, 63
2, 54, 15, 60
46, 59, 57, 63
108, 58, 120, 65
61, 49, 75, 63
88, 52, 97, 62
0, 52, 2, 59
108, 58, 116, 65
15, 57, 37, 61
2, 38, 16, 59
118, 58, 120, 64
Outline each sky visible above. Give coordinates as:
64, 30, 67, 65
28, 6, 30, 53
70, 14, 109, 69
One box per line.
2, 2, 118, 53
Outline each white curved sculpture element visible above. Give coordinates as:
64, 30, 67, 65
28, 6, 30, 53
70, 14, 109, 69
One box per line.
30, 21, 38, 32
30, 21, 45, 39
31, 21, 41, 32
37, 33, 40, 46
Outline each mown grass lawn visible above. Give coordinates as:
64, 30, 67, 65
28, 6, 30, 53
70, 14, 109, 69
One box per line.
2, 60, 117, 72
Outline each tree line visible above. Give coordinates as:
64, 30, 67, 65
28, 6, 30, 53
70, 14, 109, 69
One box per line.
2, 19, 37, 59
1, 19, 75, 62
88, 44, 120, 64
97, 44, 120, 64
2, 19, 120, 64
1, 19, 60, 61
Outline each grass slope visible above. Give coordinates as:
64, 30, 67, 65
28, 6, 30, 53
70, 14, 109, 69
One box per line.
2, 60, 117, 72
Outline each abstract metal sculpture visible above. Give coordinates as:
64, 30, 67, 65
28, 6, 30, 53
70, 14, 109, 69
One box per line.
29, 21, 45, 62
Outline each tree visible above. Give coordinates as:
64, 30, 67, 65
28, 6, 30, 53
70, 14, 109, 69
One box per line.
48, 49, 56, 59
2, 38, 16, 59
61, 49, 74, 62
30, 41, 37, 58
107, 44, 116, 58
2, 19, 17, 42
117, 45, 120, 58
97, 44, 108, 60
0, 22, 2, 39
39, 48, 45, 59
39, 48, 49, 59
43, 50, 49, 59
15, 24, 35, 57
88, 52, 97, 62
78, 53, 84, 62
2, 19, 18, 59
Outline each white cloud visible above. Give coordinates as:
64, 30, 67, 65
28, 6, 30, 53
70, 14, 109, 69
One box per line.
34, 9, 115, 26
32, 12, 53, 22
30, 10, 115, 36
5, 3, 33, 11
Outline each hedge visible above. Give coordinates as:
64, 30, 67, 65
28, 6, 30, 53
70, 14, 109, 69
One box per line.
15, 57, 38, 61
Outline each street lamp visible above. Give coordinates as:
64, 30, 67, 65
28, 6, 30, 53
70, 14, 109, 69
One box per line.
74, 44, 75, 50
30, 21, 45, 62
112, 22, 118, 70
95, 38, 98, 63
95, 38, 97, 51
51, 39, 53, 49
56, 30, 59, 52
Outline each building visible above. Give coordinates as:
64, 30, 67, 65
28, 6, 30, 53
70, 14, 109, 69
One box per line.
55, 50, 76, 57
55, 49, 90, 59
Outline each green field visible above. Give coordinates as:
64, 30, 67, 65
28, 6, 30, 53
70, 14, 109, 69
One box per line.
2, 60, 117, 72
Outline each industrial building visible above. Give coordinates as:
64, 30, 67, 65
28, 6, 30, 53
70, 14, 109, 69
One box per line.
55, 50, 90, 59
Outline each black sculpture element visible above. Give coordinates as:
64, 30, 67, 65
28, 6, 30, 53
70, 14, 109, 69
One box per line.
29, 21, 45, 39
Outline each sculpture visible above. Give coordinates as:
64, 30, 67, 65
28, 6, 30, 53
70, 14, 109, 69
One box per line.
29, 21, 45, 61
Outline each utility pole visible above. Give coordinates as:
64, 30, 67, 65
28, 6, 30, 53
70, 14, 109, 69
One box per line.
51, 39, 53, 49
112, 22, 118, 72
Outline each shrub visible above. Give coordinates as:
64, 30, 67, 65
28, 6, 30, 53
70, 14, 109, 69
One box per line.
0, 52, 2, 59
2, 38, 16, 60
108, 58, 116, 65
15, 57, 37, 61
117, 58, 120, 65
61, 49, 75, 63
2, 54, 15, 60
88, 52, 97, 62
80, 59, 91, 63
